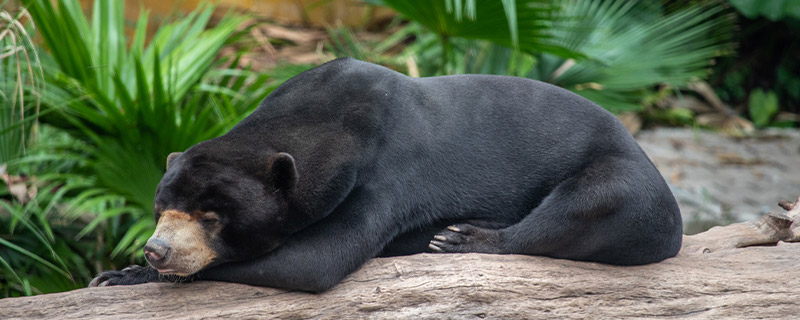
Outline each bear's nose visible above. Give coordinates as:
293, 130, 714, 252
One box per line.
143, 238, 170, 263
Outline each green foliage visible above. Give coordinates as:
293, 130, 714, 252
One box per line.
534, 1, 733, 113
729, 0, 800, 21
24, 0, 252, 208
372, 0, 583, 74
0, 3, 41, 165
2, 127, 123, 297
647, 107, 695, 126
778, 65, 800, 102
748, 89, 779, 128
382, 0, 571, 54
326, 25, 375, 62
0, 0, 288, 296
25, 0, 273, 204
711, 3, 799, 127
373, 0, 732, 113
19, 0, 261, 270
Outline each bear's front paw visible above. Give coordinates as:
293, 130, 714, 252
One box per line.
428, 224, 505, 254
88, 265, 160, 287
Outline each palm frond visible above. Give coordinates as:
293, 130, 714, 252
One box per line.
537, 0, 734, 112
379, 0, 579, 57
374, 0, 583, 74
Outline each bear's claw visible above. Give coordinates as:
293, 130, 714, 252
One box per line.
428, 224, 504, 254
428, 242, 444, 252
88, 265, 160, 287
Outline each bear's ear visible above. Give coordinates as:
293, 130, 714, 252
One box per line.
166, 152, 183, 171
267, 152, 297, 190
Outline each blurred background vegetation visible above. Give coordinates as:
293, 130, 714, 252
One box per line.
1, 0, 798, 297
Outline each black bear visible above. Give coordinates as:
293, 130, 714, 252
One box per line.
89, 58, 682, 292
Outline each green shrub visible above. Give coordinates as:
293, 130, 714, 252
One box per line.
0, 0, 284, 296
0, 2, 40, 166
372, 0, 733, 113
748, 89, 779, 128
729, 0, 800, 21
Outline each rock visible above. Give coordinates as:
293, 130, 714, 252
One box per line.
636, 128, 800, 234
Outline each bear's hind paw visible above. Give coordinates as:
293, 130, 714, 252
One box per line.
428, 224, 505, 254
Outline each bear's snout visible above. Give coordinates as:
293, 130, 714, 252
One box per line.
147, 209, 218, 276
143, 238, 170, 265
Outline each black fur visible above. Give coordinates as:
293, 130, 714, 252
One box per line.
90, 58, 682, 292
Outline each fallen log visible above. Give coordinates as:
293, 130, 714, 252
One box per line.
3, 198, 800, 319
683, 196, 800, 253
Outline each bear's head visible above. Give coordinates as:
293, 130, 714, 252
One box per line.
144, 147, 299, 276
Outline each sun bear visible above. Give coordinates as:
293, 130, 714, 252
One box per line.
89, 58, 682, 292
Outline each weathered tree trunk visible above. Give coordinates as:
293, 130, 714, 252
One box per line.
3, 198, 800, 319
